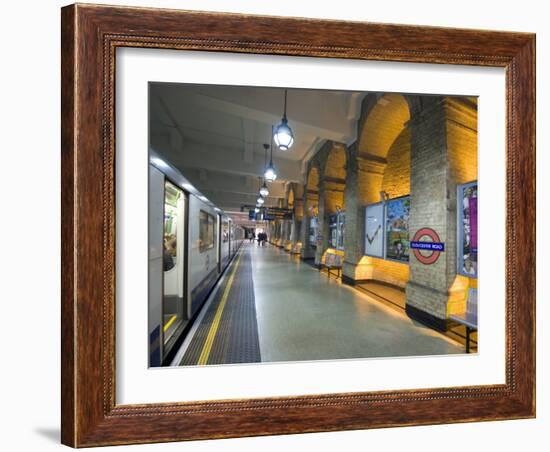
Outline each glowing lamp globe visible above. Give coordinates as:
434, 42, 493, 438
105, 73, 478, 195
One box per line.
273, 118, 294, 151
259, 183, 269, 197
264, 166, 277, 182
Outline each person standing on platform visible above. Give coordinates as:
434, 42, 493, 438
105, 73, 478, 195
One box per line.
259, 232, 267, 246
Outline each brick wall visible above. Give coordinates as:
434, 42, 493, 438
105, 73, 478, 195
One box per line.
381, 128, 411, 198
303, 94, 478, 323
405, 97, 478, 321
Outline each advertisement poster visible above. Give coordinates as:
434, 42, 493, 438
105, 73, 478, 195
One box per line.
337, 212, 345, 250
458, 182, 478, 277
385, 197, 410, 262
309, 216, 318, 246
329, 214, 338, 248
364, 203, 385, 258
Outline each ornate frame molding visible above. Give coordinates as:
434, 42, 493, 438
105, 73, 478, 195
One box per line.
61, 4, 535, 447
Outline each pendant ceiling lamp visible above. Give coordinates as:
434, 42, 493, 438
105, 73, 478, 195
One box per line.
273, 89, 294, 151
264, 133, 277, 182
259, 147, 270, 197
259, 181, 269, 197
256, 176, 265, 205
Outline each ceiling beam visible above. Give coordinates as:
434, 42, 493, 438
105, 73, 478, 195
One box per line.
155, 89, 354, 144
151, 132, 303, 181
242, 118, 255, 164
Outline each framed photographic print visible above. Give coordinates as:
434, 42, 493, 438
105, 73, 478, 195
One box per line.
457, 181, 479, 278
61, 3, 535, 447
385, 196, 410, 263
364, 202, 385, 258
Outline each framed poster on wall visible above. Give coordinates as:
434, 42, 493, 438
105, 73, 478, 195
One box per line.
329, 214, 338, 248
385, 196, 410, 262
364, 203, 385, 258
458, 181, 478, 277
61, 4, 534, 447
309, 216, 318, 247
337, 212, 345, 251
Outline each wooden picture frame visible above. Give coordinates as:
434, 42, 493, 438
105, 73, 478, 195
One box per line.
61, 3, 535, 447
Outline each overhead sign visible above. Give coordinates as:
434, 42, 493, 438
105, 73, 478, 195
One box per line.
411, 228, 444, 265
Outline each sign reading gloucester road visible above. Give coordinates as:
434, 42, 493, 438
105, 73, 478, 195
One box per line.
410, 228, 445, 265
410, 241, 445, 251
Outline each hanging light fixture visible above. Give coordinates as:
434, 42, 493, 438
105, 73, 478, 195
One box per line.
264, 131, 277, 182
259, 180, 269, 197
258, 152, 270, 197
256, 176, 265, 205
273, 89, 294, 151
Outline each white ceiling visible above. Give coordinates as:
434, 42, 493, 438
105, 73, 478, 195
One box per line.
149, 83, 366, 219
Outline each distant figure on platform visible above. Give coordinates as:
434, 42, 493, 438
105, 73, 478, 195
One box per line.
258, 232, 267, 246
249, 231, 255, 243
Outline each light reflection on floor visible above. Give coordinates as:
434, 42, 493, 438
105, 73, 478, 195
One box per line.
250, 243, 463, 363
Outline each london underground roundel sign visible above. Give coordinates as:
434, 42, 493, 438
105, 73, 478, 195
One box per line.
410, 228, 445, 265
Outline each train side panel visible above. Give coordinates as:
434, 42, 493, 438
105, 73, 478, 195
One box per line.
188, 195, 220, 317
148, 165, 165, 366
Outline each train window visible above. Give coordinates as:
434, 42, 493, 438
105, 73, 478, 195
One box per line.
199, 210, 215, 252
163, 182, 181, 268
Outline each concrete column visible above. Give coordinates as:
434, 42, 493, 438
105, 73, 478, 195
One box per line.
283, 220, 291, 250
292, 189, 304, 254
314, 179, 329, 266
300, 183, 316, 260
290, 212, 298, 243
405, 97, 457, 331
289, 208, 297, 251
275, 221, 282, 245
342, 145, 387, 284
299, 183, 309, 257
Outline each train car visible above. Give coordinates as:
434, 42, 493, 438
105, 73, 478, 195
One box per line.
148, 156, 245, 367
229, 220, 245, 257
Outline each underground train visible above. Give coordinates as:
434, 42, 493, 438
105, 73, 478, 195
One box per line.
148, 153, 245, 367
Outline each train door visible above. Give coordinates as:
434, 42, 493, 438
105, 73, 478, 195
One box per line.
148, 165, 164, 366
161, 180, 187, 359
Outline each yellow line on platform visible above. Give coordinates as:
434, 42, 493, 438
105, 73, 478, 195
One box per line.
163, 314, 177, 333
197, 251, 243, 365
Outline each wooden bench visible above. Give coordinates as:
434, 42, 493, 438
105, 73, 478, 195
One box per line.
319, 252, 343, 279
449, 288, 478, 353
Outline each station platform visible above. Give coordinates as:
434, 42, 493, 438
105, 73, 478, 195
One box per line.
173, 242, 463, 366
